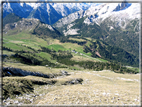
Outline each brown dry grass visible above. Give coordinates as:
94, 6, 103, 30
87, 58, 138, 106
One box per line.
33, 70, 140, 105
3, 62, 140, 106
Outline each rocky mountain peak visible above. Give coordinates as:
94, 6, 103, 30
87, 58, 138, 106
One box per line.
84, 3, 140, 26
3, 18, 40, 33
3, 2, 93, 25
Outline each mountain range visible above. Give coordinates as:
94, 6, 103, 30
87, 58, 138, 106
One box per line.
2, 1, 141, 105
2, 1, 140, 67
53, 2, 140, 59
3, 2, 93, 24
54, 2, 140, 31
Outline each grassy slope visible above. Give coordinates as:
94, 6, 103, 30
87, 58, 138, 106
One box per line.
47, 44, 66, 51
3, 32, 48, 50
3, 30, 107, 64
3, 62, 140, 105
3, 29, 139, 73
125, 66, 140, 73
46, 39, 107, 62
25, 70, 141, 105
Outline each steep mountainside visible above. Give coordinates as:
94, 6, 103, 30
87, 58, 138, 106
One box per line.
83, 39, 138, 67
3, 2, 33, 18
3, 2, 93, 25
3, 16, 62, 39
53, 2, 140, 61
58, 35, 139, 67
54, 2, 140, 32
3, 13, 22, 27
27, 3, 63, 25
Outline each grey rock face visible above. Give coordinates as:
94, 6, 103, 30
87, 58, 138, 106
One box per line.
3, 18, 58, 36
54, 10, 86, 28
2, 67, 71, 78
3, 18, 40, 33
3, 3, 92, 25
3, 67, 50, 78
54, 3, 140, 31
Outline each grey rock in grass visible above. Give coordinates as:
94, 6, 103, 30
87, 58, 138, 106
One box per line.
64, 78, 83, 85
60, 70, 70, 76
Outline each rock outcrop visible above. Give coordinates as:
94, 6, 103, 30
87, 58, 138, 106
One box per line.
64, 78, 83, 85
3, 67, 52, 78
60, 70, 70, 76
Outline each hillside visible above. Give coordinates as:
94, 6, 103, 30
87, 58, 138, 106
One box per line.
3, 2, 93, 25
2, 7, 140, 106
3, 13, 22, 27
3, 66, 140, 105
53, 3, 140, 66
3, 15, 139, 70
54, 16, 139, 67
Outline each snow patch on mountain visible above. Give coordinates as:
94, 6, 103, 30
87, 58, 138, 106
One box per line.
109, 26, 114, 30
47, 25, 55, 31
3, 3, 13, 12
3, 2, 93, 25
83, 3, 140, 26
54, 2, 140, 36
63, 28, 79, 36
51, 3, 92, 17
26, 3, 41, 9
46, 3, 51, 14
67, 23, 75, 30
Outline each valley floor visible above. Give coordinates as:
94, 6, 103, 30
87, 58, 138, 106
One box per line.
3, 69, 140, 106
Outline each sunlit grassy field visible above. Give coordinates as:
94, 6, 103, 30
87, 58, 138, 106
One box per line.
33, 70, 140, 105
3, 32, 48, 50
3, 61, 140, 106
3, 31, 107, 63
